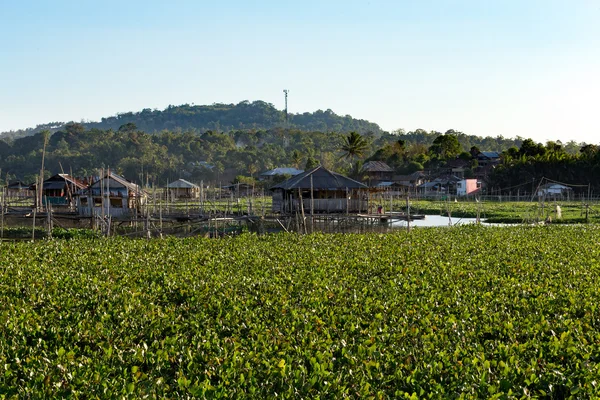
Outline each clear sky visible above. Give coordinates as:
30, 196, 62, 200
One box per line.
1, 0, 598, 143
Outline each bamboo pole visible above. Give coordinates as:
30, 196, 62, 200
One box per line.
406, 195, 411, 232
310, 175, 314, 233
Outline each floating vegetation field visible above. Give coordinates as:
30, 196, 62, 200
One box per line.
1, 226, 599, 397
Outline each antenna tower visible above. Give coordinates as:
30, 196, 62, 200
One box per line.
283, 89, 289, 125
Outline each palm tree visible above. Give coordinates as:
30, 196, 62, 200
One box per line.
340, 132, 368, 161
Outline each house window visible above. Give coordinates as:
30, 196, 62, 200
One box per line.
110, 198, 123, 208
80, 197, 88, 206
94, 197, 102, 206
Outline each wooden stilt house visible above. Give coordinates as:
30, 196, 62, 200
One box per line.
270, 166, 368, 214
166, 179, 200, 199
76, 172, 146, 218
38, 174, 87, 208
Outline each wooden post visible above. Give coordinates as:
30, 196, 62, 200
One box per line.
298, 188, 307, 234
46, 198, 52, 238
346, 187, 349, 215
406, 195, 411, 232
310, 175, 314, 233
32, 208, 36, 241
586, 183, 591, 223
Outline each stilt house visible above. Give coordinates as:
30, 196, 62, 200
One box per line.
270, 166, 368, 214
167, 179, 200, 199
39, 174, 87, 207
77, 172, 146, 218
5, 181, 34, 198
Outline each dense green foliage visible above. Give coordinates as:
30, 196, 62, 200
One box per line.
0, 126, 523, 186
0, 101, 382, 140
1, 227, 600, 397
0, 100, 595, 190
490, 141, 600, 191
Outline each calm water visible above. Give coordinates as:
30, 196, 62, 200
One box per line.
391, 214, 499, 228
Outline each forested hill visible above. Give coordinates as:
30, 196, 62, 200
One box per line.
0, 101, 383, 139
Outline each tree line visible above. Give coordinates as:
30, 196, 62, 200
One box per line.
4, 121, 579, 190
0, 101, 382, 140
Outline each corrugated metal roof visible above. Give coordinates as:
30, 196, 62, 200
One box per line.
361, 161, 394, 172
43, 174, 87, 190
89, 172, 142, 194
167, 179, 199, 189
260, 167, 304, 176
271, 166, 367, 191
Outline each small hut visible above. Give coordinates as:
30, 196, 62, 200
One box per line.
167, 179, 200, 199
5, 181, 34, 198
76, 172, 146, 218
270, 166, 368, 214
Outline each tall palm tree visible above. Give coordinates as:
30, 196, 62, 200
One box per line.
340, 132, 368, 161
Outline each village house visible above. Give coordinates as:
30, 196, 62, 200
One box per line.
456, 179, 481, 196
37, 174, 87, 208
375, 171, 427, 194
271, 166, 368, 214
393, 171, 427, 188
418, 176, 462, 196
361, 161, 394, 185
167, 179, 200, 199
5, 181, 34, 198
76, 172, 146, 218
537, 183, 573, 199
477, 151, 501, 167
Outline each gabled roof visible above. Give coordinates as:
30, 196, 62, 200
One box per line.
362, 161, 394, 172
89, 172, 141, 193
167, 179, 199, 189
261, 167, 304, 176
43, 174, 87, 190
271, 166, 367, 191
6, 181, 31, 189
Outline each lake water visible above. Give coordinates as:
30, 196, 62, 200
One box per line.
391, 215, 496, 228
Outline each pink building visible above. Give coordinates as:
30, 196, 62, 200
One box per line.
456, 179, 480, 196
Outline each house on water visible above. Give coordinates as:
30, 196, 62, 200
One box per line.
37, 174, 87, 208
167, 179, 200, 199
270, 166, 368, 214
76, 172, 146, 218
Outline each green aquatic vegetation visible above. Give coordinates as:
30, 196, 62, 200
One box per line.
0, 226, 599, 398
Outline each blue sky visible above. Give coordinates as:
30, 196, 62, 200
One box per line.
1, 0, 598, 143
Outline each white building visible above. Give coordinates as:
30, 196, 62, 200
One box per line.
537, 183, 573, 198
